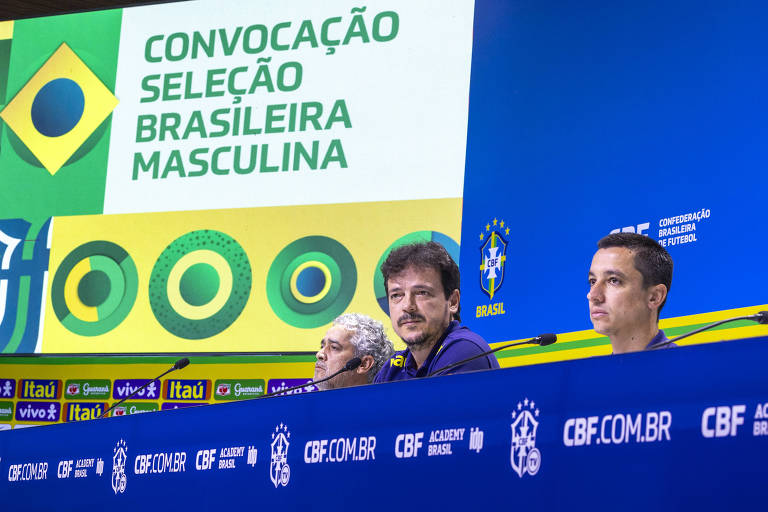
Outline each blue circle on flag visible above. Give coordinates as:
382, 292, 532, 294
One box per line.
296, 266, 326, 297
31, 78, 85, 137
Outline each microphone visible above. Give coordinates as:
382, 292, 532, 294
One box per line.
258, 357, 362, 399
173, 357, 190, 370
102, 357, 191, 418
427, 333, 556, 377
648, 311, 768, 350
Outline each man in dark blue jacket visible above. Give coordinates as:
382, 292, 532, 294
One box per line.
374, 241, 499, 383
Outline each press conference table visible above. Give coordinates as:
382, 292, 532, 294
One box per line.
1, 337, 766, 511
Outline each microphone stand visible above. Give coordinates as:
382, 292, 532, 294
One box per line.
258, 357, 362, 399
102, 357, 190, 418
427, 334, 556, 377
648, 311, 768, 350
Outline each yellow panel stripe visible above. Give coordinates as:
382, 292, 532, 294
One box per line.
0, 21, 13, 40
494, 304, 768, 367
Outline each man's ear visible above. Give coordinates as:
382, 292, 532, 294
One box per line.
356, 355, 375, 374
448, 289, 460, 315
647, 284, 668, 314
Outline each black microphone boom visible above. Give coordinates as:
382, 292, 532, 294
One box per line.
649, 311, 768, 350
427, 333, 556, 377
258, 357, 362, 399
101, 357, 191, 418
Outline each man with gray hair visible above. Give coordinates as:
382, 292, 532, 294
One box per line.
314, 313, 394, 390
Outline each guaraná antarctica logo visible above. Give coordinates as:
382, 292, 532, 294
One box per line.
479, 218, 508, 301
270, 423, 291, 488
149, 230, 252, 339
266, 236, 356, 329
510, 398, 541, 478
0, 42, 118, 174
51, 241, 138, 337
373, 231, 459, 315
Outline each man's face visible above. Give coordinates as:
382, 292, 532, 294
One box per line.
314, 325, 357, 390
386, 265, 458, 349
587, 247, 654, 338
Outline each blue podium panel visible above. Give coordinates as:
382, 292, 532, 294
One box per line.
1, 338, 767, 510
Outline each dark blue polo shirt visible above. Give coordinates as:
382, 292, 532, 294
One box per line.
374, 321, 500, 383
646, 329, 676, 350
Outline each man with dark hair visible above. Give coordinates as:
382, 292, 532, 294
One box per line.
374, 241, 499, 382
587, 232, 674, 353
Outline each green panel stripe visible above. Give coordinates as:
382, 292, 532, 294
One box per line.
497, 319, 758, 359
0, 38, 10, 103
497, 336, 609, 358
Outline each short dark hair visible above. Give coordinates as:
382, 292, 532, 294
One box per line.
597, 232, 673, 316
381, 241, 461, 321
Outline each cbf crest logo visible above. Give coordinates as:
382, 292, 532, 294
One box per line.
510, 398, 541, 478
270, 423, 291, 488
479, 218, 508, 300
111, 439, 127, 494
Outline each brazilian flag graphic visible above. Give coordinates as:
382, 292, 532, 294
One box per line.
0, 10, 122, 223
1, 43, 118, 174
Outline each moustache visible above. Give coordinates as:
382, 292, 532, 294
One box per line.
398, 313, 425, 326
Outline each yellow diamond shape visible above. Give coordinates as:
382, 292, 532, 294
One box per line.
0, 42, 118, 175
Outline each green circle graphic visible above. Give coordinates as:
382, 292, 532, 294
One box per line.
149, 230, 252, 340
179, 263, 220, 307
50, 241, 138, 336
267, 236, 357, 328
78, 270, 110, 307
373, 231, 460, 315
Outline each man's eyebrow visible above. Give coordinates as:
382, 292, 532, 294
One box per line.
588, 270, 628, 279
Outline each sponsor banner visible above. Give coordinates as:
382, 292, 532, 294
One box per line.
14, 400, 60, 422
109, 402, 159, 417
0, 400, 13, 421
0, 354, 313, 428
267, 378, 317, 396
461, 1, 768, 352
0, 338, 767, 509
163, 379, 211, 401
18, 379, 61, 399
214, 379, 265, 400
42, 199, 460, 352
104, 0, 473, 214
0, 378, 16, 398
113, 379, 161, 400
64, 402, 107, 422
65, 379, 111, 399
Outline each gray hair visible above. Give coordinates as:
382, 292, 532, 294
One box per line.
332, 313, 394, 383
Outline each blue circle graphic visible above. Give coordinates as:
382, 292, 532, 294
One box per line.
296, 267, 326, 297
31, 78, 85, 137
